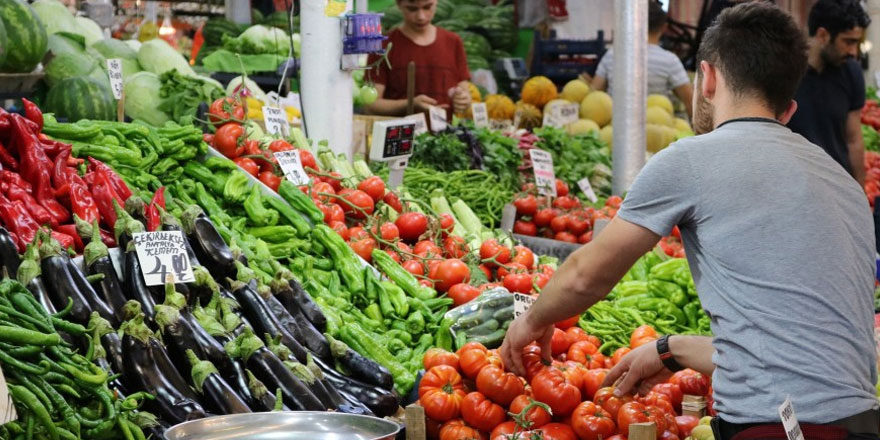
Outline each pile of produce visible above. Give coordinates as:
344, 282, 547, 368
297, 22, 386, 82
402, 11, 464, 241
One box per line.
417, 327, 716, 440
197, 13, 299, 71
511, 189, 619, 243
525, 126, 613, 199
582, 253, 710, 355
864, 151, 880, 208
382, 0, 516, 70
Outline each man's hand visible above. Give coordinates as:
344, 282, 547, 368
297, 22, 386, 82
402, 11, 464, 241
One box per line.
452, 83, 472, 115
413, 94, 440, 113
601, 340, 670, 396
499, 312, 555, 378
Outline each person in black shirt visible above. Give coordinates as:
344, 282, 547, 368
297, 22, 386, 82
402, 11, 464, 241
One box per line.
787, 0, 870, 185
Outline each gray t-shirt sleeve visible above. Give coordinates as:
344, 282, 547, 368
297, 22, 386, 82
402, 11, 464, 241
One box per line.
595, 50, 612, 79
667, 55, 691, 89
617, 145, 697, 237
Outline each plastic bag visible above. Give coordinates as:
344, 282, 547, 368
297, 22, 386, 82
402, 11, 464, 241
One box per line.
445, 287, 514, 350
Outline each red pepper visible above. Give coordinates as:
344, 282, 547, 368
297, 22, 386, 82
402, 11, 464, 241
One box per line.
0, 141, 18, 171
5, 184, 52, 226
68, 182, 100, 225
0, 170, 31, 193
37, 134, 69, 160
90, 181, 119, 229
50, 230, 75, 252
144, 187, 166, 232
88, 158, 132, 201
54, 224, 83, 253
10, 115, 69, 225
99, 227, 116, 248
21, 98, 43, 132
0, 196, 40, 249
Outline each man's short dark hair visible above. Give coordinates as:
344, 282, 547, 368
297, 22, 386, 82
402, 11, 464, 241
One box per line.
808, 0, 870, 38
696, 2, 807, 115
649, 1, 667, 33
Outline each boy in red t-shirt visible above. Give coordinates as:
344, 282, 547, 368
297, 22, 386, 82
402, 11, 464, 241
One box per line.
366, 0, 472, 116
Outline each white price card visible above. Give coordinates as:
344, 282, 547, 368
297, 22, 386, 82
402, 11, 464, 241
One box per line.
106, 58, 124, 100
578, 177, 598, 203
530, 148, 557, 197
513, 110, 523, 130
429, 105, 448, 132
133, 231, 195, 287
778, 398, 805, 440
472, 102, 489, 128
513, 293, 538, 319
262, 105, 290, 137
0, 366, 17, 425
542, 110, 558, 128
558, 103, 580, 126
404, 113, 428, 136
274, 150, 311, 185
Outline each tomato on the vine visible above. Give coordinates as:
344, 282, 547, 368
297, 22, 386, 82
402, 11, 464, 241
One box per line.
414, 240, 443, 256
605, 195, 623, 209
438, 213, 455, 235
513, 220, 538, 236
396, 212, 429, 242
298, 149, 317, 171
490, 421, 518, 440
503, 272, 533, 294
444, 236, 469, 258
402, 259, 425, 276
329, 221, 349, 241
208, 97, 245, 125
375, 222, 399, 241
553, 196, 579, 211
497, 263, 527, 279
233, 157, 259, 176
531, 368, 581, 416
550, 215, 569, 233
555, 231, 578, 243
213, 123, 245, 158
448, 283, 481, 307
340, 189, 374, 219
509, 394, 552, 430
258, 171, 281, 191
383, 191, 404, 213
514, 194, 538, 216
480, 240, 511, 266
460, 392, 507, 432
571, 401, 616, 440
511, 246, 535, 269
434, 259, 470, 293
555, 179, 569, 197
358, 176, 386, 202
534, 208, 557, 227
348, 226, 368, 241
349, 238, 376, 262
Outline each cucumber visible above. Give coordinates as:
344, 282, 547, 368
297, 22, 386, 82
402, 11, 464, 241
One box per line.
467, 329, 506, 348
465, 319, 500, 337
481, 294, 513, 309
492, 306, 514, 321
502, 320, 511, 330
455, 310, 492, 329
455, 331, 468, 349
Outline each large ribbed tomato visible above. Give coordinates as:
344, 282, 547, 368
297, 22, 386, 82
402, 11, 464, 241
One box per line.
460, 392, 507, 432
418, 365, 466, 422
508, 395, 552, 429
476, 365, 524, 407
531, 368, 581, 417
571, 401, 616, 440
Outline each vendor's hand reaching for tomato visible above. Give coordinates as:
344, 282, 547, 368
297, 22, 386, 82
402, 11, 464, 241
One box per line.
499, 312, 554, 377
601, 340, 672, 396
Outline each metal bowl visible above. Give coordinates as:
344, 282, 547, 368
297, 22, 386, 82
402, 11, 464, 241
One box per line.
164, 412, 402, 440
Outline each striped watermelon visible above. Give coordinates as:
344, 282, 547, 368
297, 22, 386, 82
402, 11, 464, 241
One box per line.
0, 0, 48, 73
0, 19, 6, 68
45, 76, 115, 121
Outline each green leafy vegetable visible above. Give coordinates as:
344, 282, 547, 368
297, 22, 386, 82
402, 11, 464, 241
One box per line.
158, 70, 225, 125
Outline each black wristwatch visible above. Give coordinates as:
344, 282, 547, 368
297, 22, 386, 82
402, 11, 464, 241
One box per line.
656, 335, 685, 372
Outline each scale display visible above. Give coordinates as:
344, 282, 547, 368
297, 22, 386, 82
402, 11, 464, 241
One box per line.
370, 120, 416, 161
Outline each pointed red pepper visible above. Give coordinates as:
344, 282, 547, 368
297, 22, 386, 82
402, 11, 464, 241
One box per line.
21, 98, 43, 132
5, 184, 52, 226
145, 186, 166, 232
10, 115, 69, 225
88, 158, 132, 201
54, 224, 83, 253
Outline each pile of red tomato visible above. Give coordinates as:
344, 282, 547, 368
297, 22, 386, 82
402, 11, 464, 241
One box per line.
862, 100, 880, 130
418, 325, 714, 440
511, 181, 620, 244
864, 151, 880, 208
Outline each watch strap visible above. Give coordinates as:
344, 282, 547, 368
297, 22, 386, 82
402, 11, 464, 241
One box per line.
656, 335, 685, 372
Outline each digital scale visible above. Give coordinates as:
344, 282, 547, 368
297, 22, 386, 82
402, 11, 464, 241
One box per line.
370, 120, 416, 189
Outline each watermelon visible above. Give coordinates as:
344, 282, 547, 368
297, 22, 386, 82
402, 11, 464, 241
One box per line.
480, 16, 517, 50
261, 11, 291, 30
47, 32, 86, 56
44, 51, 98, 86
454, 5, 484, 25
436, 20, 467, 33
466, 55, 489, 72
202, 18, 244, 46
451, 0, 488, 5
46, 76, 115, 121
0, 19, 6, 68
460, 31, 491, 60
0, 0, 49, 73
434, 0, 454, 21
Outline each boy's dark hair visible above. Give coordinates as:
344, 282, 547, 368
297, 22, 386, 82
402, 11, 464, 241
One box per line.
696, 2, 807, 115
649, 1, 667, 33
808, 0, 870, 38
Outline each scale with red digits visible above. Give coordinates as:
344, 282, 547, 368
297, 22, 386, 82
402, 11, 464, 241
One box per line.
370, 120, 416, 189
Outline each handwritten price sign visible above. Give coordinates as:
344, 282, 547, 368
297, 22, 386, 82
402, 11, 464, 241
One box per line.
274, 150, 310, 185
529, 148, 557, 197
133, 231, 194, 286
106, 58, 124, 100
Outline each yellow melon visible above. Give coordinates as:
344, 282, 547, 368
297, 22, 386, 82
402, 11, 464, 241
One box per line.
516, 102, 542, 130
646, 124, 666, 153
560, 79, 590, 103
567, 119, 600, 135
521, 76, 558, 110
674, 117, 692, 133
580, 91, 613, 127
646, 106, 674, 127
599, 125, 613, 149
467, 82, 482, 103
646, 94, 674, 114
542, 99, 570, 118
486, 94, 515, 120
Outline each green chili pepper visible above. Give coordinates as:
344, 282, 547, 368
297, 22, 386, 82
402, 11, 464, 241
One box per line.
405, 310, 426, 334
648, 280, 688, 308
371, 249, 436, 301
183, 161, 228, 195
312, 225, 365, 295
243, 186, 280, 226
277, 180, 325, 224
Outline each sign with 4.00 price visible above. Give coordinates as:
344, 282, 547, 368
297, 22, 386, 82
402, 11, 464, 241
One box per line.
529, 148, 557, 197
133, 231, 195, 286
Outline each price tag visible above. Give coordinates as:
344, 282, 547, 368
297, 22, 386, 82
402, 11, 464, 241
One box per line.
262, 105, 290, 137
106, 58, 123, 100
274, 150, 310, 185
513, 110, 523, 130
429, 105, 448, 132
529, 148, 557, 197
0, 366, 17, 424
490, 119, 513, 132
874, 71, 880, 88
133, 231, 195, 287
558, 103, 580, 126
778, 398, 805, 440
513, 292, 538, 319
405, 113, 428, 136
542, 110, 558, 128
578, 177, 598, 203
472, 102, 489, 128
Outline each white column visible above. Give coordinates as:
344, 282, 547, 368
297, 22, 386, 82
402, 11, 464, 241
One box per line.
224, 0, 251, 25
866, 0, 880, 87
611, 0, 647, 195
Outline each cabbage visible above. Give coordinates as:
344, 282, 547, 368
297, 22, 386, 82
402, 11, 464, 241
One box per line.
124, 40, 142, 52
123, 71, 170, 126
92, 39, 141, 77
76, 17, 104, 46
31, 0, 79, 35
137, 39, 195, 77
47, 33, 87, 57
44, 52, 98, 86
222, 25, 291, 56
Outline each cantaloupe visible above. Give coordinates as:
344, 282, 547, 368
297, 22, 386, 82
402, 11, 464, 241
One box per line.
646, 123, 666, 153
467, 81, 482, 103
560, 79, 590, 103
599, 125, 613, 149
567, 119, 600, 135
516, 102, 542, 130
674, 117, 692, 133
580, 91, 613, 127
646, 94, 674, 114
521, 76, 558, 109
646, 106, 674, 127
486, 94, 515, 120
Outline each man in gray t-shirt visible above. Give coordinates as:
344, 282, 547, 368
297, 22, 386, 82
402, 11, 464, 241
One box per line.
500, 3, 878, 436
